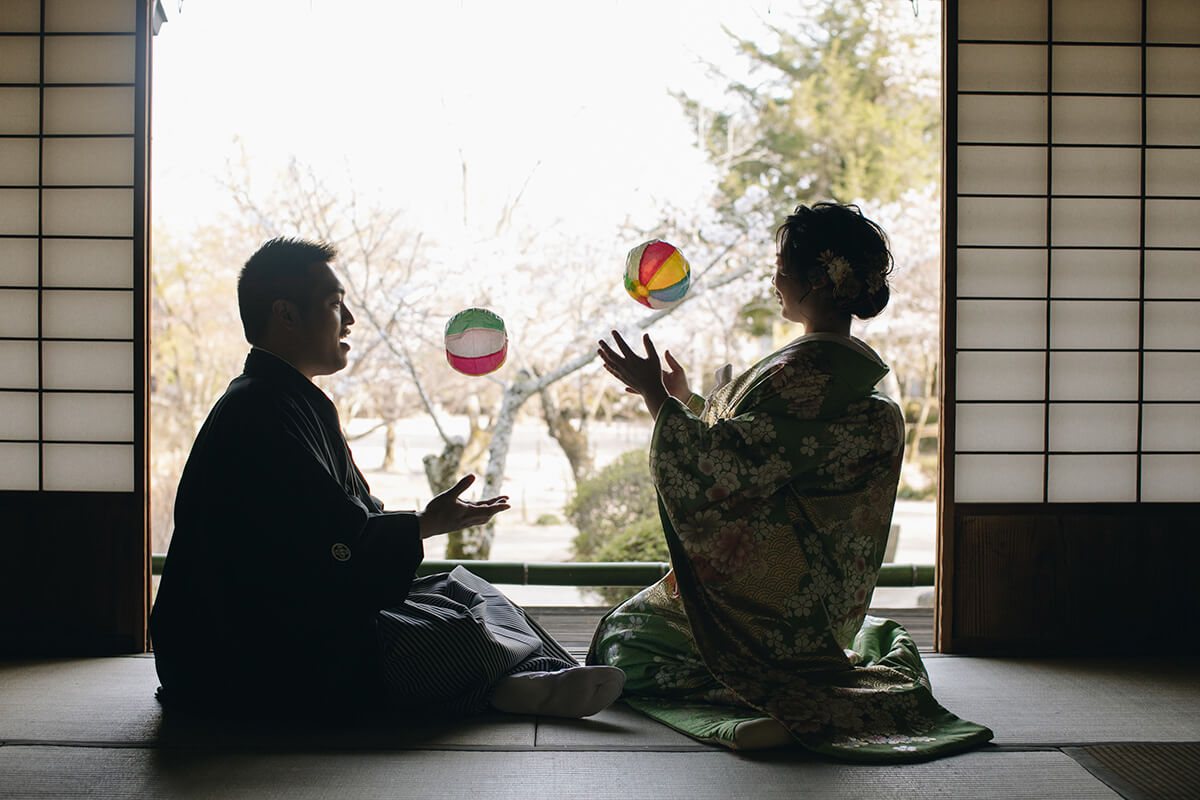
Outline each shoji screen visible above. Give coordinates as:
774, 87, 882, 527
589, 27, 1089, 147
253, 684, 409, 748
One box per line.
0, 0, 150, 654
944, 0, 1200, 653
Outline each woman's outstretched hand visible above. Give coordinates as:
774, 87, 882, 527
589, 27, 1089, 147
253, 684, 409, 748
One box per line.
598, 330, 670, 419
662, 350, 691, 402
416, 474, 510, 539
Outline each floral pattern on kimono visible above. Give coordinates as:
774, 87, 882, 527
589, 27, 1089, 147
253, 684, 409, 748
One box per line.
588, 334, 993, 762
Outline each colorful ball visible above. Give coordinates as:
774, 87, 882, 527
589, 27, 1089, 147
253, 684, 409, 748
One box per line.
624, 239, 691, 309
444, 307, 507, 376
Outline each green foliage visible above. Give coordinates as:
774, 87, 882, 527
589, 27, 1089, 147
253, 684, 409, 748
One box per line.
535, 513, 562, 526
897, 482, 936, 501
590, 516, 670, 563
567, 450, 662, 562
677, 0, 938, 215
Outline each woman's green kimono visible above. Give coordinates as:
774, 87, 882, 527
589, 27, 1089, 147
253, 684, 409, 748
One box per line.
587, 334, 992, 761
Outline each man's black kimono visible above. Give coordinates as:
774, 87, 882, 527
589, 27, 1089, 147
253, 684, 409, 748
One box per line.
150, 348, 423, 714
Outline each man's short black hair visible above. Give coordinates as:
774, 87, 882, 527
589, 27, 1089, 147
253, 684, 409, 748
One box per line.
237, 237, 338, 344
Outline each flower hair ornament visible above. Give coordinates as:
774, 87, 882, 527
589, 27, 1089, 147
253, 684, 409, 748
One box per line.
814, 249, 888, 301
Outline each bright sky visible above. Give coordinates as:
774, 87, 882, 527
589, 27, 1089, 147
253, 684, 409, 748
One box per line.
151, 0, 785, 240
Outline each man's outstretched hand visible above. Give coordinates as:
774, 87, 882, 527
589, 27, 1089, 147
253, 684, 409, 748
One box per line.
416, 474, 510, 539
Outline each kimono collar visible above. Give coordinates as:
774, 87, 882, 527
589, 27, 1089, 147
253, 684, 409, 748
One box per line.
243, 348, 340, 418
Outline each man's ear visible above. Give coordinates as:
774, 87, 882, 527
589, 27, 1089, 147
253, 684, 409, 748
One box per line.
271, 298, 298, 330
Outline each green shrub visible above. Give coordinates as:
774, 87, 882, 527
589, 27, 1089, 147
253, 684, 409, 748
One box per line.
534, 513, 562, 526
566, 449, 671, 605
567, 450, 660, 561
591, 515, 669, 563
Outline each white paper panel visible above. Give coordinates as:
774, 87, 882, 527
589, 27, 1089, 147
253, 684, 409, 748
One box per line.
1047, 454, 1136, 502
44, 35, 135, 84
0, 138, 38, 184
1146, 149, 1200, 197
958, 95, 1047, 144
42, 290, 133, 339
1052, 46, 1141, 93
41, 188, 134, 237
42, 443, 133, 491
958, 44, 1047, 91
0, 188, 38, 235
1052, 97, 1141, 145
957, 351, 1046, 400
1145, 200, 1200, 247
42, 138, 135, 186
1049, 351, 1139, 400
1051, 147, 1140, 196
1052, 0, 1141, 41
957, 248, 1047, 297
957, 300, 1046, 348
1143, 352, 1200, 401
0, 36, 40, 82
0, 289, 38, 337
1147, 0, 1200, 44
0, 238, 38, 285
45, 0, 136, 32
959, 197, 1047, 246
0, 443, 38, 490
0, 87, 39, 134
1147, 98, 1200, 146
42, 87, 134, 135
1141, 455, 1200, 501
1048, 403, 1139, 451
43, 392, 133, 441
1147, 47, 1200, 95
0, 1, 40, 32
41, 341, 132, 390
0, 391, 38, 438
1050, 250, 1141, 298
1051, 198, 1141, 247
958, 0, 1047, 40
955, 403, 1045, 451
955, 454, 1044, 502
42, 238, 134, 288
1144, 301, 1200, 349
1141, 404, 1200, 451
1144, 250, 1200, 299
958, 146, 1046, 195
1050, 300, 1140, 349
0, 341, 38, 388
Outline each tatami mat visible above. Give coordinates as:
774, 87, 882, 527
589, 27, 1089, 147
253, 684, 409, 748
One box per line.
3, 654, 1199, 750
0, 746, 1121, 800
1066, 743, 1200, 800
3, 648, 1198, 799
924, 656, 1200, 745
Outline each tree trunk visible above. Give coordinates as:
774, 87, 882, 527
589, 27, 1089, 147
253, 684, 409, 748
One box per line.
422, 437, 469, 557
382, 420, 397, 471
538, 386, 593, 484
455, 375, 537, 559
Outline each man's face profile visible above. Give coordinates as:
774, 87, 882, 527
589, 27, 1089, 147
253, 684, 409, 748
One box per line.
287, 261, 354, 378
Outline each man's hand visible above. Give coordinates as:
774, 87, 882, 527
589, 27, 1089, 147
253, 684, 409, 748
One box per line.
416, 474, 510, 539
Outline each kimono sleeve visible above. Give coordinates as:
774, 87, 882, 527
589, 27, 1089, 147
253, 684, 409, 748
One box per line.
214, 393, 423, 613
648, 349, 900, 528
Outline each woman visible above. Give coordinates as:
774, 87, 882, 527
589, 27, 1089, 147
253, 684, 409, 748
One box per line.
590, 203, 992, 761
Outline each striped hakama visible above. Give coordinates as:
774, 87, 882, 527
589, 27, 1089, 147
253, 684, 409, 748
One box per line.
377, 566, 578, 714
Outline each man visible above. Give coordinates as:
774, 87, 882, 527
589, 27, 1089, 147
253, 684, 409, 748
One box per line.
150, 237, 623, 719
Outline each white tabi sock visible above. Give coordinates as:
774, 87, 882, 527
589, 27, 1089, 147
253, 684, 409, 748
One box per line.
488, 665, 625, 718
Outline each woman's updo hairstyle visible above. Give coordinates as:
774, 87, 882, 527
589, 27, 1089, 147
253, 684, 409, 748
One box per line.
775, 202, 893, 320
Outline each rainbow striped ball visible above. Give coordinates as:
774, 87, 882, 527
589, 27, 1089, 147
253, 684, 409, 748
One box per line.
624, 239, 691, 309
445, 307, 507, 376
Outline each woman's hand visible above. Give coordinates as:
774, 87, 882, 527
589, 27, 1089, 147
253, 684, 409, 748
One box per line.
416, 474, 510, 539
662, 350, 691, 402
598, 330, 670, 419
